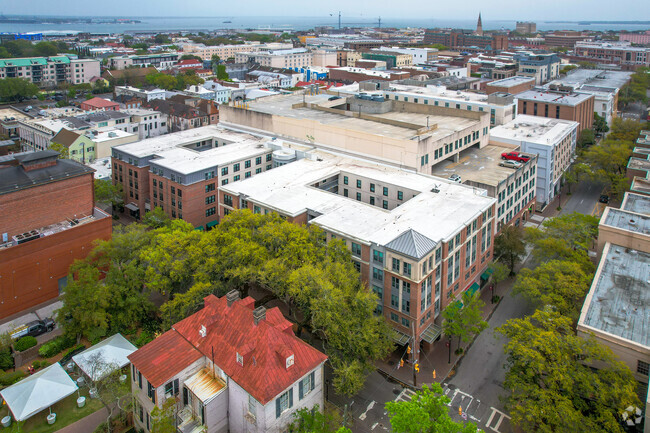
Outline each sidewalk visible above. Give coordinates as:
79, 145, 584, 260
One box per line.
376, 276, 514, 390
55, 407, 107, 433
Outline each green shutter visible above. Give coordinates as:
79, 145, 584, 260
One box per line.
289, 388, 293, 408
276, 397, 281, 418
299, 379, 304, 400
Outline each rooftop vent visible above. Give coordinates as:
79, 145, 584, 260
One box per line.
199, 325, 207, 338
226, 289, 240, 307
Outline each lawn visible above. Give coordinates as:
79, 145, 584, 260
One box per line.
1, 386, 104, 433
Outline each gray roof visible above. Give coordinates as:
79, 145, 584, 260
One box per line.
385, 229, 437, 260
0, 154, 93, 195
14, 150, 60, 163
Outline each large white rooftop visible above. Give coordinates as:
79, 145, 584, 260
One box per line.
487, 76, 536, 88
221, 152, 495, 246
489, 115, 578, 146
515, 89, 593, 106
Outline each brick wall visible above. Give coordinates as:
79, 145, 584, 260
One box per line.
0, 211, 112, 318
0, 173, 94, 239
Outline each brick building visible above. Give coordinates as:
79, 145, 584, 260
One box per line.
111, 126, 273, 229
485, 76, 536, 95
574, 41, 650, 70
516, 89, 595, 133
423, 30, 508, 51
219, 150, 496, 351
0, 150, 112, 318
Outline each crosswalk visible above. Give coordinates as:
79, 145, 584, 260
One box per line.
391, 384, 512, 433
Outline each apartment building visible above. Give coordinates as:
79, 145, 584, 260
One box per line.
468, 56, 519, 80
311, 50, 337, 67
0, 56, 100, 87
432, 145, 538, 231
578, 192, 650, 389
18, 118, 72, 151
111, 126, 273, 228
0, 106, 32, 138
629, 131, 650, 196
108, 53, 179, 70
362, 51, 413, 69
329, 67, 410, 83
128, 291, 327, 433
546, 69, 633, 126
423, 30, 508, 51
516, 89, 595, 132
235, 49, 313, 70
142, 98, 217, 133
619, 31, 650, 45
574, 41, 650, 69
336, 49, 362, 67
0, 151, 112, 318
219, 150, 496, 349
485, 76, 536, 95
543, 31, 591, 48
489, 115, 578, 209
515, 22, 537, 34
181, 42, 293, 60
513, 52, 561, 85
218, 92, 491, 175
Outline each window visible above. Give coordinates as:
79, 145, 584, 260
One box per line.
275, 389, 293, 418
370, 197, 375, 205
299, 372, 315, 399
266, 154, 272, 162
401, 317, 410, 328
383, 187, 388, 196
245, 160, 251, 169
392, 258, 400, 272
398, 191, 403, 201
247, 394, 257, 420
390, 312, 399, 322
356, 179, 362, 188
206, 195, 216, 205
403, 262, 411, 277
233, 163, 240, 172
164, 379, 179, 399
638, 360, 649, 376
234, 175, 240, 181
372, 267, 384, 281
206, 207, 216, 217
343, 176, 348, 185
356, 192, 361, 201
222, 179, 228, 186
245, 171, 251, 179
147, 381, 156, 404
373, 250, 384, 264
370, 183, 375, 193
351, 242, 361, 257
221, 167, 228, 176
382, 200, 388, 209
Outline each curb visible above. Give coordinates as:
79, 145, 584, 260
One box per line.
376, 368, 421, 391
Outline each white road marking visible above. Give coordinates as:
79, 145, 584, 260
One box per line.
359, 400, 375, 420
485, 407, 511, 433
394, 388, 416, 402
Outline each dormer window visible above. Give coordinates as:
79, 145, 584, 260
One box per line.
285, 354, 294, 369
237, 352, 244, 366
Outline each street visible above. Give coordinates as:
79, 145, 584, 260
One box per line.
335, 178, 605, 433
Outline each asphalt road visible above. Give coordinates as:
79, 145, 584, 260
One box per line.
558, 179, 607, 217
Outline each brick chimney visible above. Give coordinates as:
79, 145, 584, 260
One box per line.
226, 290, 240, 307
253, 306, 266, 325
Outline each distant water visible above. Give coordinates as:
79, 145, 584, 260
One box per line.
1, 16, 649, 34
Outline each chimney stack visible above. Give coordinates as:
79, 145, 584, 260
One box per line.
253, 306, 266, 325
226, 290, 240, 307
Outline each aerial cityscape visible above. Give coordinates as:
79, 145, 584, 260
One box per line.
0, 2, 648, 433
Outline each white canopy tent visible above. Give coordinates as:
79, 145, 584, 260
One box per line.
0, 363, 78, 421
72, 333, 137, 382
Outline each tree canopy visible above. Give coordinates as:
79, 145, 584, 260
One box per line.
493, 225, 526, 274
0, 77, 40, 102
385, 383, 478, 433
145, 70, 204, 90
497, 309, 639, 433
442, 291, 488, 350
60, 210, 392, 396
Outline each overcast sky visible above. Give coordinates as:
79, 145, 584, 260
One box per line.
1, 0, 647, 21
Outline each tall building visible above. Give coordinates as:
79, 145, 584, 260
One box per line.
108, 53, 179, 70
476, 13, 483, 36
0, 151, 112, 319
423, 30, 507, 52
489, 115, 578, 209
111, 126, 274, 228
0, 56, 100, 87
573, 41, 650, 70
218, 150, 496, 349
515, 22, 537, 34
515, 89, 595, 132
128, 291, 327, 433
513, 52, 561, 85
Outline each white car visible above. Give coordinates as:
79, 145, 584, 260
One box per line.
499, 160, 522, 169
448, 174, 462, 183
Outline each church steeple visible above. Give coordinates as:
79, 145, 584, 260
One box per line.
476, 12, 483, 36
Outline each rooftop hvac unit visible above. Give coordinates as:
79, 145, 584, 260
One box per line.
12, 230, 41, 245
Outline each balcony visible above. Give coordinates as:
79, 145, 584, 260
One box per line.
177, 406, 204, 433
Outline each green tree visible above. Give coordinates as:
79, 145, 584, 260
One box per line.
151, 398, 177, 433
211, 54, 221, 67
48, 142, 70, 159
593, 113, 609, 135
497, 309, 640, 433
216, 64, 229, 80
145, 72, 178, 90
0, 77, 40, 102
560, 64, 577, 74
94, 179, 123, 207
85, 353, 132, 433
142, 207, 171, 228
442, 291, 488, 351
154, 34, 171, 44
179, 54, 202, 61
385, 383, 478, 433
576, 128, 595, 148
512, 260, 592, 320
493, 225, 526, 275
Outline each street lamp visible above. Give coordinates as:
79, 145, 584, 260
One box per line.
490, 284, 494, 304
447, 336, 452, 364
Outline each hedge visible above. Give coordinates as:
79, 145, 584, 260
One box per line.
0, 370, 26, 387
38, 334, 76, 358
14, 336, 37, 352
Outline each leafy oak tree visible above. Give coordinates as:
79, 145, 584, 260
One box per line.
94, 179, 123, 207
493, 225, 526, 275
48, 142, 70, 159
497, 309, 639, 433
151, 398, 177, 433
290, 405, 351, 433
385, 383, 478, 433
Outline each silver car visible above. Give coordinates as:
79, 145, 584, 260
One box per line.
499, 160, 522, 169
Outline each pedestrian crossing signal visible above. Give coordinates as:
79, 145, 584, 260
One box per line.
458, 406, 462, 416
399, 359, 404, 368
432, 369, 436, 379
414, 363, 419, 373
407, 345, 411, 354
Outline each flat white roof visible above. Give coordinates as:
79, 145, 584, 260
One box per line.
150, 142, 269, 174
516, 89, 593, 106
489, 115, 578, 146
222, 152, 495, 245
487, 76, 536, 88
92, 129, 137, 142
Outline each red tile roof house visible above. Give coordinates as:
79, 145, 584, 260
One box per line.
128, 291, 327, 433
80, 97, 120, 112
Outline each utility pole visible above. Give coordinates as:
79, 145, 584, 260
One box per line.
378, 17, 382, 29
338, 11, 341, 30
412, 322, 418, 387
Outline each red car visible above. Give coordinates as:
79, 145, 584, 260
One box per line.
501, 151, 531, 163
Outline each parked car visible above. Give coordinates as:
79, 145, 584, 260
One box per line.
328, 96, 342, 101
499, 160, 522, 169
449, 174, 462, 183
599, 194, 609, 204
10, 318, 55, 340
501, 151, 531, 163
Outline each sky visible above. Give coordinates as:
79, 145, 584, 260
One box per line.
0, 0, 647, 21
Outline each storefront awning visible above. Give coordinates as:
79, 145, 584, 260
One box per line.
124, 202, 139, 211
480, 268, 494, 281
206, 220, 218, 228
420, 323, 442, 344
390, 329, 410, 346
467, 282, 480, 297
